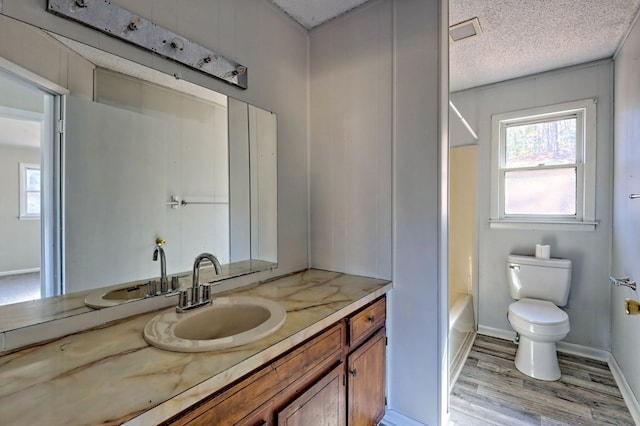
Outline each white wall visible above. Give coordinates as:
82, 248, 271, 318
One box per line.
1, 0, 309, 281
0, 13, 94, 98
309, 0, 392, 280
451, 62, 614, 350
0, 145, 40, 272
612, 11, 640, 407
95, 69, 231, 270
309, 0, 445, 424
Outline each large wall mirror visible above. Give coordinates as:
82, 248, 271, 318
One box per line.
0, 14, 277, 330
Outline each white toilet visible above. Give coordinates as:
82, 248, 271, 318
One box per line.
506, 254, 571, 381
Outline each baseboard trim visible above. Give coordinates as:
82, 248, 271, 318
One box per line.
556, 340, 609, 362
381, 409, 427, 426
0, 268, 40, 277
477, 325, 515, 341
608, 354, 640, 425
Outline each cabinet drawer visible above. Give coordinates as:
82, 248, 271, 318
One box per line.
348, 296, 386, 347
166, 322, 345, 425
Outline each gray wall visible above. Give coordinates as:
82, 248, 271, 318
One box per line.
451, 61, 614, 350
309, 0, 445, 424
1, 0, 309, 282
612, 11, 640, 407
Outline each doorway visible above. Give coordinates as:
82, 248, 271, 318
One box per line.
0, 66, 59, 305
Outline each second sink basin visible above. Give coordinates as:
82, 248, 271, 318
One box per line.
143, 296, 287, 352
84, 282, 151, 308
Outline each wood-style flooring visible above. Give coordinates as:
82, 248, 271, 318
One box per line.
449, 335, 635, 426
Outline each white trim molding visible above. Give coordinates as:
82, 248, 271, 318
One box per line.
382, 409, 429, 426
609, 354, 640, 425
489, 98, 598, 230
0, 267, 40, 278
478, 325, 516, 341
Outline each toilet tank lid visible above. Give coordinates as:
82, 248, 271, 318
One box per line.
508, 255, 571, 269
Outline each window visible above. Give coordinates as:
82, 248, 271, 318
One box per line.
19, 163, 41, 219
490, 99, 597, 230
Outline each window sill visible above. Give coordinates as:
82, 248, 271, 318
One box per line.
18, 216, 41, 221
489, 219, 598, 231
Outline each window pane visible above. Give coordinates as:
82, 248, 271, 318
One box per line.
505, 168, 576, 215
26, 192, 41, 215
26, 168, 40, 191
505, 118, 576, 168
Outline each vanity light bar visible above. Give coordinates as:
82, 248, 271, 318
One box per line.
47, 0, 248, 89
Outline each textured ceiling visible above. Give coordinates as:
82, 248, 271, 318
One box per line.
273, 0, 640, 92
450, 0, 640, 91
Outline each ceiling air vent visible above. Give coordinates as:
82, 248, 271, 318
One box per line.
449, 17, 482, 43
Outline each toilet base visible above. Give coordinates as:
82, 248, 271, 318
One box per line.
514, 335, 561, 381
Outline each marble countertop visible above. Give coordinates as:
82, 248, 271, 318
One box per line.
0, 269, 392, 425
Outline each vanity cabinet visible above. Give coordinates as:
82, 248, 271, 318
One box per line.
164, 296, 386, 426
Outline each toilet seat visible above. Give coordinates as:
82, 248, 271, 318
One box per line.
508, 298, 570, 336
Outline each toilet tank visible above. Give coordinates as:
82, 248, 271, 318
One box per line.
507, 255, 572, 306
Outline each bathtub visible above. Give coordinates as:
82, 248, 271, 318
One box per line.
449, 293, 476, 386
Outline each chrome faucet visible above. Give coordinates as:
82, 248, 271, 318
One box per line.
152, 238, 168, 293
192, 253, 222, 288
176, 253, 222, 312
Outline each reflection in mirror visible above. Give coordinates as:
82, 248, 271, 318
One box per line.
0, 15, 277, 329
0, 69, 50, 305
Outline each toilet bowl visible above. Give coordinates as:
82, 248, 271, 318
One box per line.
506, 255, 572, 381
508, 298, 570, 381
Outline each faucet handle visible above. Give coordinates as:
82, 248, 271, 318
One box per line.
171, 276, 179, 291
147, 279, 158, 296
178, 290, 188, 309
202, 284, 211, 302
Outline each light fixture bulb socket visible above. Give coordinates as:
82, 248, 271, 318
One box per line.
128, 19, 141, 31
169, 38, 184, 51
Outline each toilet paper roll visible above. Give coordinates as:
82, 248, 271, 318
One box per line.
535, 244, 550, 259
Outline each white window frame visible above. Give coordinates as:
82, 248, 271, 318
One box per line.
489, 99, 597, 231
19, 162, 41, 219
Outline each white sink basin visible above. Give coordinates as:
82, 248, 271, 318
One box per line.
143, 296, 287, 352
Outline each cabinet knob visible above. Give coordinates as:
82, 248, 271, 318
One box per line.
367, 315, 375, 323
349, 368, 358, 377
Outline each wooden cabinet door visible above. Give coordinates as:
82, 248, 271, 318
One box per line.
276, 363, 346, 426
347, 329, 386, 426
